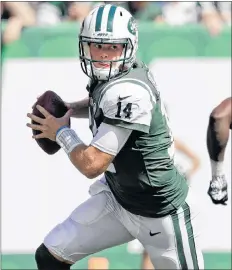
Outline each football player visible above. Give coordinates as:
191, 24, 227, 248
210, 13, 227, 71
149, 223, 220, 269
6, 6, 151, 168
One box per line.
207, 97, 231, 205
27, 4, 204, 270
129, 137, 201, 270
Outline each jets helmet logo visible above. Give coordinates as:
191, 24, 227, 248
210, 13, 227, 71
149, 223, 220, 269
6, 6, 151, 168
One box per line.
127, 17, 137, 36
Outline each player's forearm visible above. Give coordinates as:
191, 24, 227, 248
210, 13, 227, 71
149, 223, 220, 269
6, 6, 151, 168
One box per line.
207, 98, 231, 162
56, 126, 103, 178
207, 113, 230, 162
68, 97, 89, 118
69, 144, 94, 178
69, 145, 107, 179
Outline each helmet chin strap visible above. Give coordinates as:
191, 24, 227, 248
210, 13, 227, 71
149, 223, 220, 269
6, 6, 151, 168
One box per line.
93, 65, 119, 81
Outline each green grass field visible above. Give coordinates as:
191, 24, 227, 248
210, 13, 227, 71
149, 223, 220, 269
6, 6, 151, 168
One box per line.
2, 244, 231, 269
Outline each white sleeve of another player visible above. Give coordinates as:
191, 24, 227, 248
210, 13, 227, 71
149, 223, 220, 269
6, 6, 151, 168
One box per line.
99, 80, 156, 133
90, 122, 132, 156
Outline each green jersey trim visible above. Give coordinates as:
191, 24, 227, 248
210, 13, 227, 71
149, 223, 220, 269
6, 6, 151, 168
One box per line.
103, 117, 150, 133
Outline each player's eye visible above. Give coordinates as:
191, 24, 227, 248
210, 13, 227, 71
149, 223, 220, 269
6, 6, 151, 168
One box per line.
111, 45, 118, 50
95, 44, 103, 49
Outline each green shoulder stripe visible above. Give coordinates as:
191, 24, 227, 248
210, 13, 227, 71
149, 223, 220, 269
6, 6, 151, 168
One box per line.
103, 117, 150, 133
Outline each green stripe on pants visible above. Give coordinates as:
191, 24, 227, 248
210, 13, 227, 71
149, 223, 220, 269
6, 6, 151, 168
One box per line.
183, 202, 199, 269
107, 5, 117, 32
95, 6, 105, 32
171, 212, 188, 269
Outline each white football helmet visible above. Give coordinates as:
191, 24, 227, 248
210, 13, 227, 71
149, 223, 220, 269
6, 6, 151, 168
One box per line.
79, 4, 138, 81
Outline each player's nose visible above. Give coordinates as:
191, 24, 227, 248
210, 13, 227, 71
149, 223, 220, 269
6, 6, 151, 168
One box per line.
101, 52, 108, 59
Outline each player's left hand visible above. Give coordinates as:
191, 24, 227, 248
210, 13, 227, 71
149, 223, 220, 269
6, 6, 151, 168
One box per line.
26, 105, 72, 141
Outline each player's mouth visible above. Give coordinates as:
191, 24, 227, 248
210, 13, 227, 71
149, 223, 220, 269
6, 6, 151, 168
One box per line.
99, 63, 110, 68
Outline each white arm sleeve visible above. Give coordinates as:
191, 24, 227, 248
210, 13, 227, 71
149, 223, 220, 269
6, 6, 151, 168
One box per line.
99, 79, 156, 133
90, 122, 132, 156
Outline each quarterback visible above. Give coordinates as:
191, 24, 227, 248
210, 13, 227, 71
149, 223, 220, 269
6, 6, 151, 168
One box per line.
207, 97, 231, 205
27, 4, 204, 270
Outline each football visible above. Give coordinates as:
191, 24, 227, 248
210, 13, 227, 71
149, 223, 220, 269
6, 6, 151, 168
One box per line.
32, 90, 70, 155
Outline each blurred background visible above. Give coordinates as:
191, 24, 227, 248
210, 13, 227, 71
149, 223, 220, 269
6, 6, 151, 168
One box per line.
1, 1, 231, 269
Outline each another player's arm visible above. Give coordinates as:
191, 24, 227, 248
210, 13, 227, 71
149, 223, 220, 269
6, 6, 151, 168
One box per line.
207, 97, 231, 205
174, 138, 200, 178
207, 97, 231, 173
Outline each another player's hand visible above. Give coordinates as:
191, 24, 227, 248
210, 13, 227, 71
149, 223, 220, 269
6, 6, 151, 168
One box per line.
208, 175, 228, 205
26, 105, 72, 141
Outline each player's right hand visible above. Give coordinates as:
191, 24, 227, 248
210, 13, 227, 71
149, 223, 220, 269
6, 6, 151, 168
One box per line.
208, 175, 228, 205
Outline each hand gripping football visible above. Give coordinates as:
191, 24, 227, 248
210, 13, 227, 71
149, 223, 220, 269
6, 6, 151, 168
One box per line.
32, 90, 70, 155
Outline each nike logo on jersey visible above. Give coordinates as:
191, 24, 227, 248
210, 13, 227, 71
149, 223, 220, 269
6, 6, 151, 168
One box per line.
149, 231, 161, 237
118, 95, 131, 101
